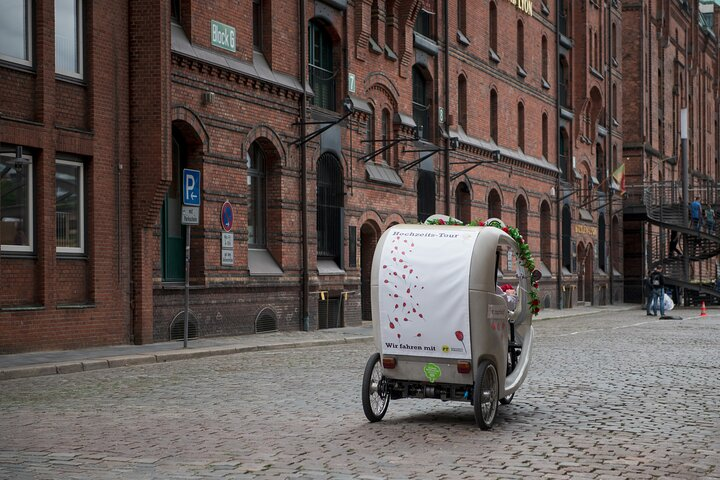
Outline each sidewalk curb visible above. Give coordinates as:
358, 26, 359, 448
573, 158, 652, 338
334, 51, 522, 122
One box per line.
0, 306, 632, 381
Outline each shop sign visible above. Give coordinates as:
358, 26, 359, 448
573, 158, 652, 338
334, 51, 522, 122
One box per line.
505, 0, 533, 16
574, 224, 598, 236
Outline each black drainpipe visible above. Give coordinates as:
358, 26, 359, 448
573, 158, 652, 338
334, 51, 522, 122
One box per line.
607, 0, 614, 304
299, 0, 310, 331
555, 0, 563, 309
443, 0, 450, 214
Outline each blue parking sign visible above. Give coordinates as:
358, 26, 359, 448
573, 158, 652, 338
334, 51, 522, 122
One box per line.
183, 169, 201, 206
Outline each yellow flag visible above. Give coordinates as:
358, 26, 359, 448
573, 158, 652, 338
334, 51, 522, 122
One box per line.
612, 163, 625, 194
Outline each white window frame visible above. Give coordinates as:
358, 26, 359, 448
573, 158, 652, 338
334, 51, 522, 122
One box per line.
55, 0, 83, 79
0, 152, 34, 253
0, 0, 33, 67
55, 158, 84, 254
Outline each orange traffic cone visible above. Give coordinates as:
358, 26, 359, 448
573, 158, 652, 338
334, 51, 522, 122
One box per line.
700, 301, 708, 317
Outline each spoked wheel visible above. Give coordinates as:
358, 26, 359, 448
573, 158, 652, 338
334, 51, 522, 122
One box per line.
473, 360, 499, 430
362, 353, 389, 422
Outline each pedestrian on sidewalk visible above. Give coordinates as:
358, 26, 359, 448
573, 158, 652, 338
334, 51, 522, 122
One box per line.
705, 204, 715, 234
648, 265, 666, 317
690, 196, 702, 232
644, 270, 654, 314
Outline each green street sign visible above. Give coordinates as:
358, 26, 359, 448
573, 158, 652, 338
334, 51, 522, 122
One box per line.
211, 20, 236, 52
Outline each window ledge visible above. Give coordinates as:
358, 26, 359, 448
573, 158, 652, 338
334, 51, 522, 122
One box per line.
457, 31, 470, 46
517, 65, 527, 78
589, 66, 604, 81
384, 45, 398, 61
57, 303, 96, 310
57, 253, 88, 260
541, 78, 551, 90
55, 73, 87, 87
249, 248, 283, 275
560, 107, 574, 121
413, 32, 439, 56
559, 34, 573, 50
317, 0, 347, 10
369, 37, 383, 54
0, 59, 35, 75
0, 251, 36, 259
1, 305, 44, 312
489, 48, 501, 64
541, 1, 550, 15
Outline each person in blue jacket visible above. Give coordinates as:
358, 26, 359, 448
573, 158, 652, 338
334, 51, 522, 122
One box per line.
690, 196, 702, 231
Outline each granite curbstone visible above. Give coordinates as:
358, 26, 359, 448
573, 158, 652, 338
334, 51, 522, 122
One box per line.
0, 364, 58, 380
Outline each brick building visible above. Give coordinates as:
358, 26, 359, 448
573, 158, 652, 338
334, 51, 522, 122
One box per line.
5, 0, 712, 353
621, 0, 720, 304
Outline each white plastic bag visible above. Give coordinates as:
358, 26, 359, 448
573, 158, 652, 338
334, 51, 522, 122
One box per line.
663, 293, 675, 312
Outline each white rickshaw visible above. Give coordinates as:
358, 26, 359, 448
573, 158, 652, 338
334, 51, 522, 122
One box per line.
361, 217, 540, 429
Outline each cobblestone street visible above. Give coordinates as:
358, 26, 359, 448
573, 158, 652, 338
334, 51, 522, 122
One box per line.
1, 310, 719, 479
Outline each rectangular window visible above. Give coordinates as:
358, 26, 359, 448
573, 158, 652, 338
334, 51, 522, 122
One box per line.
0, 151, 33, 253
0, 0, 32, 66
55, 0, 83, 78
56, 159, 84, 254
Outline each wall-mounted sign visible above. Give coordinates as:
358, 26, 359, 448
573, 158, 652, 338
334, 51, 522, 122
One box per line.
211, 20, 236, 52
220, 201, 233, 232
505, 0, 533, 17
181, 206, 199, 225
221, 248, 234, 266
574, 224, 598, 236
222, 232, 233, 249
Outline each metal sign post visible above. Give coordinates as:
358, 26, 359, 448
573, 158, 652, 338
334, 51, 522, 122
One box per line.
182, 169, 201, 348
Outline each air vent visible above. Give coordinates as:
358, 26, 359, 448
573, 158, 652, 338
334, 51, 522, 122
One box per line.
255, 308, 278, 333
170, 311, 199, 341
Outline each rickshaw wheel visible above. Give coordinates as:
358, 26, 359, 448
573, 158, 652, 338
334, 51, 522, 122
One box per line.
362, 353, 389, 422
500, 393, 515, 405
473, 360, 498, 430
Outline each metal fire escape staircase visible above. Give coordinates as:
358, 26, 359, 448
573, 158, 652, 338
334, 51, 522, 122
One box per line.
643, 183, 720, 304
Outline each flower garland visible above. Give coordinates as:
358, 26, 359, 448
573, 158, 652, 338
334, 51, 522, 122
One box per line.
424, 217, 541, 315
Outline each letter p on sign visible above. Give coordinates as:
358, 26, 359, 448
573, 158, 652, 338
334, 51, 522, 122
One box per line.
183, 169, 201, 206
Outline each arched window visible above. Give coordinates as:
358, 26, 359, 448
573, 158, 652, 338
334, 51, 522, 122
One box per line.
540, 201, 551, 268
382, 108, 391, 164
488, 189, 502, 219
458, 75, 467, 130
385, 0, 396, 51
455, 182, 471, 223
417, 170, 435, 222
562, 204, 572, 271
559, 55, 570, 108
412, 65, 431, 141
457, 0, 467, 34
247, 142, 266, 247
490, 89, 498, 143
515, 196, 528, 240
309, 20, 335, 110
599, 214, 606, 272
317, 153, 343, 266
611, 23, 617, 60
371, 0, 379, 43
542, 113, 549, 159
596, 143, 605, 184
517, 20, 524, 69
162, 128, 189, 281
541, 35, 548, 80
517, 102, 525, 152
489, 2, 498, 54
366, 105, 375, 156
559, 127, 570, 180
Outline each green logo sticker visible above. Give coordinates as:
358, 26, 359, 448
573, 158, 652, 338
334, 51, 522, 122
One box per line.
423, 363, 441, 383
